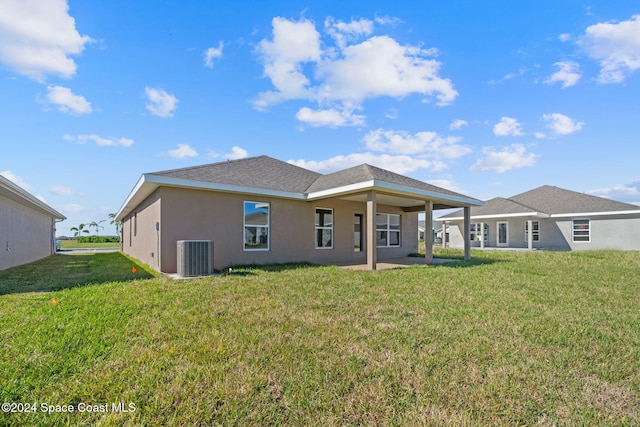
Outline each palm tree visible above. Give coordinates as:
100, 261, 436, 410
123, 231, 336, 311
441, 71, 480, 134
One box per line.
109, 213, 121, 235
89, 220, 105, 236
70, 223, 90, 238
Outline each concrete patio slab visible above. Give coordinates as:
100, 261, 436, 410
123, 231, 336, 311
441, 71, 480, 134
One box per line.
336, 256, 458, 270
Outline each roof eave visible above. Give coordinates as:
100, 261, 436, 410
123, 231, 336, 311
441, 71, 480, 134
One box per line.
550, 209, 640, 218
117, 175, 484, 221
307, 179, 483, 207
438, 211, 550, 221
0, 175, 66, 220
374, 180, 483, 207
115, 174, 152, 221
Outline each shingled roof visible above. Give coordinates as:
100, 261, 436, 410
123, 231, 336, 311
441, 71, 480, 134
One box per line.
306, 163, 469, 199
117, 156, 482, 220
153, 156, 322, 194
510, 185, 639, 214
439, 185, 640, 220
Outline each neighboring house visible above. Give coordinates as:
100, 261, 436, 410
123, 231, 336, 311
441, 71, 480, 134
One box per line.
0, 174, 66, 271
116, 156, 482, 273
438, 185, 640, 251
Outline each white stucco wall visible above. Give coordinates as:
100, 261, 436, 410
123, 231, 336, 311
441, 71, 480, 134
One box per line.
443, 214, 640, 251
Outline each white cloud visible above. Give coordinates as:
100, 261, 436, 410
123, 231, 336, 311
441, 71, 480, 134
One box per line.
67, 134, 134, 147
325, 17, 374, 48
58, 203, 85, 214
0, 0, 92, 81
0, 170, 31, 190
544, 61, 581, 88
558, 33, 572, 42
204, 41, 224, 68
493, 117, 524, 137
209, 145, 249, 160
44, 85, 92, 114
145, 87, 179, 118
226, 146, 249, 160
471, 144, 537, 173
49, 184, 73, 196
581, 15, 640, 83
296, 107, 365, 127
254, 17, 322, 109
542, 113, 584, 135
384, 108, 399, 119
316, 35, 456, 106
168, 144, 198, 159
363, 129, 471, 158
254, 16, 457, 126
534, 132, 546, 139
588, 180, 640, 204
426, 179, 466, 194
503, 67, 527, 80
374, 15, 403, 26
449, 119, 468, 130
289, 153, 444, 175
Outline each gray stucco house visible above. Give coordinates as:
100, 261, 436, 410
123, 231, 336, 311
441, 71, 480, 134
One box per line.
116, 156, 482, 273
438, 185, 640, 251
0, 174, 66, 271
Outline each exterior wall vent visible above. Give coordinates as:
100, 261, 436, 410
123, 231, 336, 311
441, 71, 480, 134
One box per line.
177, 240, 213, 277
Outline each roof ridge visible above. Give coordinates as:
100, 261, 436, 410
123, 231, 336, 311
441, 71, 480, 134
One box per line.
148, 155, 271, 175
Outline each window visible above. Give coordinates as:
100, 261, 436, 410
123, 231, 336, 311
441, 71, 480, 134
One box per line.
470, 223, 489, 242
354, 214, 363, 252
524, 220, 540, 242
572, 219, 590, 242
244, 201, 269, 250
315, 208, 333, 249
376, 214, 400, 247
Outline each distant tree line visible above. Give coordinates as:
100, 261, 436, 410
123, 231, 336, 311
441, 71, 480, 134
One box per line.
76, 235, 120, 243
67, 214, 121, 242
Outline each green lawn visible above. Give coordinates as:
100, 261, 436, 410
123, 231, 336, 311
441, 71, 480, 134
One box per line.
0, 250, 639, 426
58, 240, 120, 249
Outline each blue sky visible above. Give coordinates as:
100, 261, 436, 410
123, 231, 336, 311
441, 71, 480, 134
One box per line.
1, 0, 639, 237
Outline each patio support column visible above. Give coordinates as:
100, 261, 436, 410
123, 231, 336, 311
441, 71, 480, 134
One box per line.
366, 190, 377, 270
480, 221, 485, 249
442, 221, 447, 248
463, 206, 471, 260
424, 200, 433, 263
527, 219, 533, 251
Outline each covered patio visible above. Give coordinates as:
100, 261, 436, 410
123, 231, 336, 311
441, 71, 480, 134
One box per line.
306, 167, 484, 270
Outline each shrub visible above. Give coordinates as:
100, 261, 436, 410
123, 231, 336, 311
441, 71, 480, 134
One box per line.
76, 235, 120, 243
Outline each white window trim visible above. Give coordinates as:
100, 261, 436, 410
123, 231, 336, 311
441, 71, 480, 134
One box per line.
471, 223, 489, 242
376, 213, 401, 248
315, 207, 334, 249
497, 221, 509, 247
572, 218, 591, 243
243, 201, 270, 251
524, 220, 540, 242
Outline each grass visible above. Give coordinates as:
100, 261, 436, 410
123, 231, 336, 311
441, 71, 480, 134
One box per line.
58, 240, 120, 249
0, 250, 639, 426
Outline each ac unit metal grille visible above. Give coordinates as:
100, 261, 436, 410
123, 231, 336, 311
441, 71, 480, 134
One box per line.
177, 240, 213, 277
